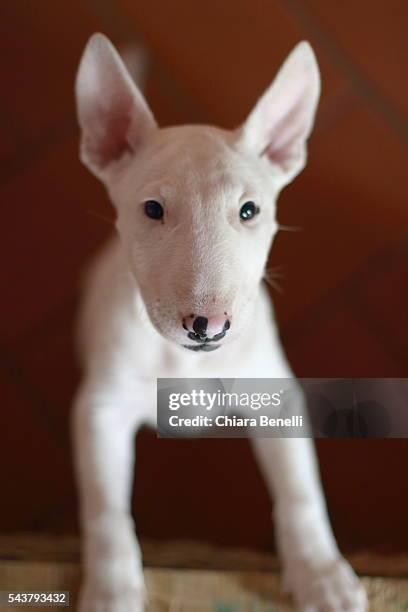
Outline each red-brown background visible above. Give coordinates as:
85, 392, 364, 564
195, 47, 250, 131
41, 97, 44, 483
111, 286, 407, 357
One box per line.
1, 1, 407, 554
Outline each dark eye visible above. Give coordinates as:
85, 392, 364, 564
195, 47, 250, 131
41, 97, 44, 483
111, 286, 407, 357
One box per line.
144, 200, 164, 220
240, 201, 259, 222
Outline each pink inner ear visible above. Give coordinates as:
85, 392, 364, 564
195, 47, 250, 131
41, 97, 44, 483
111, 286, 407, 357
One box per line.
84, 95, 135, 171
242, 53, 319, 176
262, 101, 309, 169
96, 110, 133, 170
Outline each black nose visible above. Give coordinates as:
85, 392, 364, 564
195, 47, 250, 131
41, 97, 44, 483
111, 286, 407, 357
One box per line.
182, 314, 231, 343
193, 316, 208, 336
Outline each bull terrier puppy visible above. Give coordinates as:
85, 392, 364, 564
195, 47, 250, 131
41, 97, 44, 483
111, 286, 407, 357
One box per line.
73, 33, 367, 611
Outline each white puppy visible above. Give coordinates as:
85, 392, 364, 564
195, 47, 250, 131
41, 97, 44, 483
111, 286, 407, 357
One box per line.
73, 33, 367, 611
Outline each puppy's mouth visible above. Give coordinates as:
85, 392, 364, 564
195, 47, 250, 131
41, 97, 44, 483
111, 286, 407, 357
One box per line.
183, 343, 220, 352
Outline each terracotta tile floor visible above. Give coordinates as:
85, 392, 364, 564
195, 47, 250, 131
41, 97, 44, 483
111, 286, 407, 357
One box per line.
0, 1, 407, 552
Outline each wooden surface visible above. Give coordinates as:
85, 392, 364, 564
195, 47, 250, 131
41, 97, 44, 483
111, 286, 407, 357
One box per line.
0, 552, 408, 611
0, 562, 407, 611
1, 534, 408, 578
0, 535, 408, 610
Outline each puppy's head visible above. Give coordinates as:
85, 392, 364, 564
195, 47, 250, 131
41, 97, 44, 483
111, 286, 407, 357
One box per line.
76, 34, 320, 352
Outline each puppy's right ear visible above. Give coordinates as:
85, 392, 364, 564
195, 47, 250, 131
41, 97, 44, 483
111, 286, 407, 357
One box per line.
75, 33, 157, 181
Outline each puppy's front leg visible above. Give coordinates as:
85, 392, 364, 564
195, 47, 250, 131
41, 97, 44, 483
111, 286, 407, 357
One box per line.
73, 380, 146, 612
251, 435, 367, 611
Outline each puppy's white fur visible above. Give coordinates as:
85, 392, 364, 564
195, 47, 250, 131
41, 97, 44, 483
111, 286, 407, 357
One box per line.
73, 33, 367, 611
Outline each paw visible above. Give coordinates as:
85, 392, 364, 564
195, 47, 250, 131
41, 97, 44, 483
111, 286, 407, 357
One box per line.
78, 579, 146, 612
79, 513, 145, 610
285, 557, 368, 611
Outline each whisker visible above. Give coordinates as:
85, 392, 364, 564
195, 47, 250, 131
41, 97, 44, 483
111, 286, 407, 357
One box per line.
277, 223, 303, 232
264, 274, 283, 294
264, 264, 284, 293
266, 273, 285, 281
165, 223, 182, 238
265, 264, 285, 277
86, 209, 116, 226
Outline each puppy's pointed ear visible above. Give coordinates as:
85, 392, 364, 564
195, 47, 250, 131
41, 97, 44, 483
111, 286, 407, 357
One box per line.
75, 33, 157, 181
238, 42, 320, 184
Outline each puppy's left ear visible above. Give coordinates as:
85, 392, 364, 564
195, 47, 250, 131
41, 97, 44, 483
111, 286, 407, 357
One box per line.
238, 42, 320, 184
